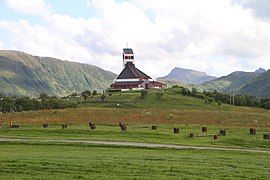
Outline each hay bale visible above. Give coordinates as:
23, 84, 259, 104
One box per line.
9, 121, 19, 128
91, 124, 96, 130
202, 127, 207, 132
89, 122, 96, 130
11, 124, 19, 128
249, 128, 256, 135
120, 124, 127, 131
263, 133, 270, 140
189, 133, 195, 138
89, 122, 93, 127
62, 124, 67, 129
119, 123, 127, 131
220, 129, 226, 136
173, 128, 179, 133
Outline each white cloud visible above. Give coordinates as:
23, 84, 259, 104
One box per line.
6, 0, 51, 19
1, 0, 270, 77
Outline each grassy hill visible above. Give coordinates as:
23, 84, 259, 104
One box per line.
239, 70, 270, 97
0, 90, 270, 179
0, 50, 116, 97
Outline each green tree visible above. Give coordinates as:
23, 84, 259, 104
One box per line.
70, 92, 78, 97
100, 94, 106, 102
155, 92, 164, 100
140, 90, 148, 99
15, 97, 35, 111
181, 87, 191, 96
81, 90, 92, 101
191, 87, 198, 96
39, 93, 48, 100
260, 98, 270, 109
0, 97, 15, 112
92, 90, 98, 96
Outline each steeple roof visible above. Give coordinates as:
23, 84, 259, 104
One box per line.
116, 62, 151, 79
123, 48, 133, 54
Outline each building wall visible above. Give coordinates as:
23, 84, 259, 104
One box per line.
110, 84, 141, 90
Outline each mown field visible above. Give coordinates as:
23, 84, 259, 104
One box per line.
0, 124, 269, 149
0, 91, 269, 179
0, 142, 269, 179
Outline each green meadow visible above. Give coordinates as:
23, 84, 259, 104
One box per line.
0, 90, 270, 179
0, 124, 269, 149
0, 142, 269, 179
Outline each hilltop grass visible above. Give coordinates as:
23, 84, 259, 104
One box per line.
2, 90, 270, 128
82, 91, 224, 109
0, 142, 269, 179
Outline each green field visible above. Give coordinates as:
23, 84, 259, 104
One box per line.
0, 91, 270, 179
0, 124, 269, 149
0, 142, 269, 179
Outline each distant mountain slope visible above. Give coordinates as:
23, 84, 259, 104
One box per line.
201, 70, 263, 93
255, 68, 266, 73
239, 70, 270, 97
157, 67, 217, 85
0, 50, 117, 97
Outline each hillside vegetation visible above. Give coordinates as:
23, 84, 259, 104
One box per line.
158, 67, 270, 98
240, 70, 270, 97
1, 89, 270, 128
201, 71, 261, 93
0, 50, 116, 97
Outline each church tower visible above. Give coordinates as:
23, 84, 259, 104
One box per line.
110, 48, 166, 90
122, 48, 134, 68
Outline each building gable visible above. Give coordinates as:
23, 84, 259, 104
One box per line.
116, 62, 151, 80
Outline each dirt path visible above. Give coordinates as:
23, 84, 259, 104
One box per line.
0, 137, 269, 153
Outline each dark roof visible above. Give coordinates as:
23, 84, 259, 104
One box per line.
123, 48, 133, 54
148, 81, 167, 86
111, 81, 143, 86
116, 62, 151, 79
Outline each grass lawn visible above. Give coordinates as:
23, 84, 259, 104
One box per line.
0, 142, 269, 179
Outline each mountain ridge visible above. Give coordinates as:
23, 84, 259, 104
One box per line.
157, 67, 217, 85
201, 70, 263, 94
239, 69, 270, 97
0, 50, 117, 97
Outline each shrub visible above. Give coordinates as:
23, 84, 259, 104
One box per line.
100, 94, 106, 102
155, 92, 164, 99
140, 90, 148, 99
92, 90, 98, 95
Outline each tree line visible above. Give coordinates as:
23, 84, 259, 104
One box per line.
170, 85, 270, 109
1, 87, 270, 113
0, 90, 106, 113
0, 93, 79, 113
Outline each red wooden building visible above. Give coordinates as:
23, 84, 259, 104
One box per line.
110, 48, 166, 90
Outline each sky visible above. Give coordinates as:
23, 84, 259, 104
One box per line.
1, 0, 270, 78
